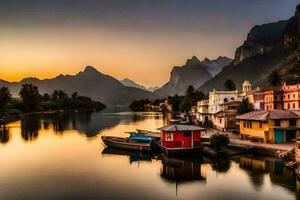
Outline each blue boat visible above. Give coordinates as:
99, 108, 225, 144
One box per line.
129, 135, 155, 142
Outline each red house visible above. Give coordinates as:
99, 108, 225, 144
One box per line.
157, 125, 205, 156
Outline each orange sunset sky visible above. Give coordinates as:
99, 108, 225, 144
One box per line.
0, 0, 298, 87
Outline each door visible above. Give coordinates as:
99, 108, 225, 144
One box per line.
274, 130, 285, 143
183, 131, 192, 148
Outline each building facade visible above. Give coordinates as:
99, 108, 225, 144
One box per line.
264, 90, 283, 110
282, 82, 300, 110
237, 110, 300, 143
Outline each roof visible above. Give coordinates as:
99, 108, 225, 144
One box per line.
236, 110, 300, 121
158, 124, 205, 132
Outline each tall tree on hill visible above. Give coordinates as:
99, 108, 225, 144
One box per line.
237, 98, 253, 115
224, 79, 236, 91
180, 85, 205, 112
268, 70, 282, 88
0, 87, 12, 112
19, 84, 41, 112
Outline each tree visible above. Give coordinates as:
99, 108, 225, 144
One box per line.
19, 84, 41, 112
71, 92, 78, 100
268, 70, 282, 88
224, 79, 236, 91
0, 87, 12, 112
237, 98, 254, 115
42, 93, 51, 101
185, 85, 195, 97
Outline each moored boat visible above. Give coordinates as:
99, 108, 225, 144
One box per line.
101, 136, 152, 152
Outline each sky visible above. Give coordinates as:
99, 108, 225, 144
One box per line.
0, 0, 299, 87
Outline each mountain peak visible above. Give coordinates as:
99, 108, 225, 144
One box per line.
185, 56, 201, 66
84, 66, 99, 73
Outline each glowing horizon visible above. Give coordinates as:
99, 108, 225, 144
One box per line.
0, 0, 298, 87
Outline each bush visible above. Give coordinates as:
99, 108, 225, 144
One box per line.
210, 133, 229, 150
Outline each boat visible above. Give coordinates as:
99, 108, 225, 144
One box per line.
156, 141, 203, 156
101, 136, 152, 152
134, 129, 161, 140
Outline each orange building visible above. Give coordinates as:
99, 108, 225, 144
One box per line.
282, 83, 300, 110
264, 90, 283, 110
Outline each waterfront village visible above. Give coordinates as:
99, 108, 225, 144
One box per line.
136, 80, 300, 165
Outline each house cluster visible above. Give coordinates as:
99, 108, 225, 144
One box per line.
193, 81, 300, 143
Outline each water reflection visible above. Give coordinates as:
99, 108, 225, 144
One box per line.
2, 109, 160, 144
239, 155, 296, 193
160, 156, 206, 184
0, 125, 10, 144
102, 147, 153, 163
0, 110, 299, 200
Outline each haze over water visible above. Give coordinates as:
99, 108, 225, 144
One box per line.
0, 110, 298, 200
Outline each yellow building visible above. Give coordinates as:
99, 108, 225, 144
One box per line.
236, 110, 300, 143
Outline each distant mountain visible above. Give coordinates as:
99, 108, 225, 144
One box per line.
198, 4, 300, 93
148, 86, 159, 92
154, 56, 231, 97
120, 78, 148, 91
201, 56, 232, 76
0, 66, 154, 106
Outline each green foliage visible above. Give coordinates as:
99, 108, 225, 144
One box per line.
167, 94, 183, 112
210, 133, 229, 150
224, 79, 236, 91
0, 87, 12, 112
180, 85, 205, 112
129, 99, 151, 111
237, 98, 254, 115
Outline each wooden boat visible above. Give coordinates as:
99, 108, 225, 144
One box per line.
101, 136, 152, 152
135, 129, 161, 139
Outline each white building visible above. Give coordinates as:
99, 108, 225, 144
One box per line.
208, 89, 243, 114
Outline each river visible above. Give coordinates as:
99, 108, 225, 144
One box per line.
0, 109, 298, 200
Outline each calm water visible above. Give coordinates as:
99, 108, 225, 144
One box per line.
0, 109, 299, 200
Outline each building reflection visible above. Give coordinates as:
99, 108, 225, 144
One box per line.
239, 155, 296, 193
160, 156, 206, 184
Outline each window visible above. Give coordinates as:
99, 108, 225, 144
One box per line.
275, 120, 280, 126
290, 119, 296, 126
224, 98, 228, 103
231, 97, 234, 100
243, 122, 246, 128
184, 132, 191, 137
166, 133, 173, 141
250, 122, 252, 129
288, 103, 290, 109
288, 95, 290, 99
293, 103, 296, 109
219, 118, 222, 124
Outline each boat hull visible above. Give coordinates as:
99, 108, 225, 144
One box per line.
101, 136, 151, 152
156, 142, 203, 156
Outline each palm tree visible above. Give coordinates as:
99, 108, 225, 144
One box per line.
224, 79, 236, 91
268, 70, 282, 88
0, 87, 12, 112
185, 85, 195, 97
71, 92, 78, 100
19, 84, 41, 111
237, 98, 253, 115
